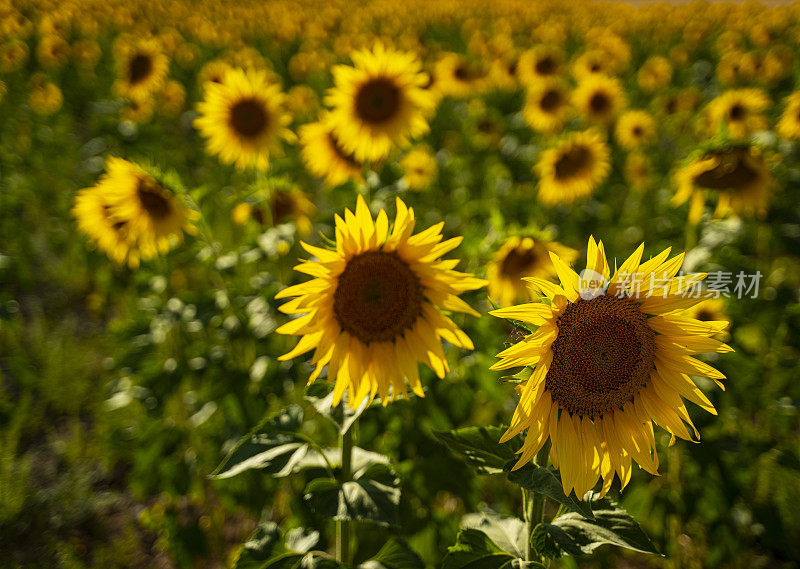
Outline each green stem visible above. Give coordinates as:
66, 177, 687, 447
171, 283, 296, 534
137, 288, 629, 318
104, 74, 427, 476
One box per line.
523, 442, 551, 563
336, 425, 354, 564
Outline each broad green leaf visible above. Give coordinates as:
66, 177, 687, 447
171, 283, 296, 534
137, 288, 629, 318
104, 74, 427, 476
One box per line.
262, 553, 343, 569
212, 405, 307, 479
442, 529, 544, 569
305, 382, 369, 435
360, 538, 425, 569
434, 426, 521, 475
504, 463, 595, 519
304, 462, 401, 526
233, 522, 282, 569
292, 446, 390, 473
461, 509, 526, 559
535, 494, 661, 557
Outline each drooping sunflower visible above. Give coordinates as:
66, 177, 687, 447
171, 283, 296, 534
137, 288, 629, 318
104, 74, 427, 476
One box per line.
704, 88, 770, 139
517, 45, 564, 86
572, 74, 627, 125
275, 195, 487, 408
194, 68, 295, 171
325, 43, 435, 162
75, 157, 198, 267
523, 78, 572, 134
776, 92, 800, 140
488, 236, 578, 308
536, 130, 611, 205
400, 146, 438, 191
673, 144, 772, 224
615, 110, 657, 150
299, 115, 364, 188
112, 38, 169, 101
491, 237, 731, 498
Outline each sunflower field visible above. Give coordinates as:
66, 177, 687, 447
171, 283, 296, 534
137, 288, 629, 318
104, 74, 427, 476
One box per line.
3, 0, 800, 567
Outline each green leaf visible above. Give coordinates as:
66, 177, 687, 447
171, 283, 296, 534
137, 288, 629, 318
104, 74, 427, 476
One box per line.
305, 382, 368, 435
360, 538, 425, 569
285, 528, 320, 554
233, 522, 282, 569
262, 553, 342, 569
434, 426, 521, 475
535, 494, 661, 557
461, 509, 526, 559
212, 405, 308, 479
304, 462, 401, 526
442, 529, 544, 569
504, 463, 595, 519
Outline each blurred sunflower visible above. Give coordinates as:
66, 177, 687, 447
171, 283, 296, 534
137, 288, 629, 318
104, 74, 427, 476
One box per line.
571, 49, 610, 80
523, 78, 572, 134
615, 110, 657, 150
326, 43, 434, 162
113, 38, 169, 101
198, 58, 232, 87
491, 237, 731, 497
776, 92, 800, 140
73, 186, 136, 267
194, 68, 295, 171
299, 115, 364, 188
681, 298, 731, 340
673, 144, 772, 223
0, 39, 29, 73
536, 129, 610, 204
120, 97, 154, 123
624, 153, 652, 191
705, 88, 769, 139
37, 34, 70, 68
433, 52, 487, 99
232, 179, 316, 236
29, 78, 62, 115
637, 56, 673, 93
275, 195, 487, 408
488, 236, 578, 308
400, 146, 438, 191
76, 157, 198, 267
158, 79, 186, 116
517, 45, 564, 86
572, 74, 626, 125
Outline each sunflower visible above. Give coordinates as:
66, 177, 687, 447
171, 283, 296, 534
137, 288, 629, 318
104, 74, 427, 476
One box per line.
325, 43, 434, 163
73, 185, 137, 267
29, 80, 63, 115
232, 178, 316, 236
571, 50, 610, 80
573, 74, 627, 125
400, 146, 438, 191
0, 39, 29, 73
194, 67, 295, 171
37, 34, 70, 69
615, 110, 657, 150
198, 58, 232, 87
275, 195, 487, 408
491, 236, 731, 497
637, 56, 673, 93
536, 130, 611, 205
704, 89, 770, 139
80, 157, 198, 266
113, 38, 169, 101
432, 52, 487, 99
681, 299, 731, 341
299, 115, 364, 188
488, 236, 578, 308
120, 96, 154, 123
517, 45, 564, 86
158, 79, 186, 116
673, 144, 772, 224
624, 152, 652, 192
522, 78, 572, 134
776, 92, 800, 140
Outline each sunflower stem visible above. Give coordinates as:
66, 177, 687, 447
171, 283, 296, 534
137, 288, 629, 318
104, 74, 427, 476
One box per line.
523, 442, 551, 563
336, 423, 354, 564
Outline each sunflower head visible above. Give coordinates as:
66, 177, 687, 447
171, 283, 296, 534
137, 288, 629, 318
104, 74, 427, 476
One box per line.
518, 45, 564, 85
113, 38, 169, 101
400, 146, 438, 191
536, 129, 611, 205
615, 110, 657, 150
523, 78, 572, 134
325, 43, 435, 162
299, 114, 364, 188
573, 74, 627, 125
194, 67, 295, 171
491, 236, 731, 498
275, 195, 486, 408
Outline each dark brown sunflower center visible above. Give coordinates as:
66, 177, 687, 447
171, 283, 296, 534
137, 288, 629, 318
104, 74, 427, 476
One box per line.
589, 92, 611, 115
728, 103, 745, 121
545, 295, 656, 418
333, 251, 424, 344
694, 148, 759, 190
271, 192, 294, 223
535, 56, 557, 75
355, 79, 401, 124
508, 61, 518, 76
477, 119, 495, 133
327, 132, 361, 168
540, 89, 563, 112
696, 309, 713, 321
454, 65, 470, 81
229, 98, 270, 139
665, 98, 677, 114
501, 247, 540, 278
128, 53, 153, 85
632, 125, 644, 138
554, 145, 592, 181
136, 178, 172, 220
